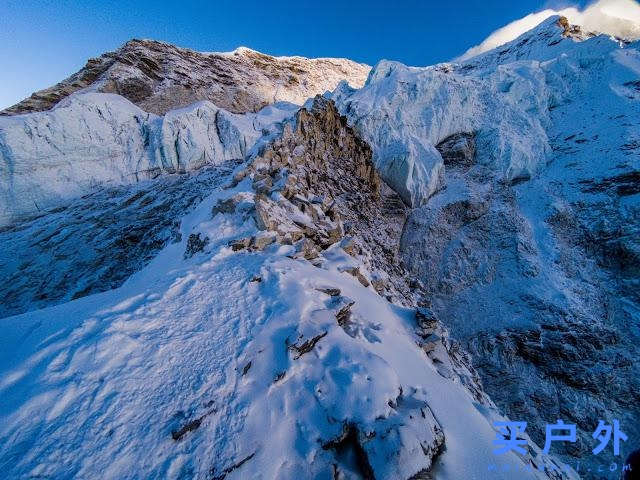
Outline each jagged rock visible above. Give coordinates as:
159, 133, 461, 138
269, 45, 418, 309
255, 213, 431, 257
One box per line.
292, 238, 319, 260
246, 96, 411, 305
340, 266, 370, 287
184, 233, 209, 258
252, 231, 277, 251
252, 174, 273, 195
253, 195, 278, 231
316, 287, 341, 297
212, 193, 254, 217
331, 296, 356, 326
339, 235, 359, 256
288, 331, 327, 359
2, 41, 370, 116
370, 271, 388, 294
229, 237, 251, 251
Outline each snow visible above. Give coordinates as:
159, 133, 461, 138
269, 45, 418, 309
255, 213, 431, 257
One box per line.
387, 12, 640, 475
0, 162, 564, 478
332, 52, 551, 206
457, 0, 640, 62
1, 6, 637, 479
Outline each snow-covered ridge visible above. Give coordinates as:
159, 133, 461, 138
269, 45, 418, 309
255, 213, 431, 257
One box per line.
0, 97, 568, 480
457, 0, 640, 61
0, 39, 370, 116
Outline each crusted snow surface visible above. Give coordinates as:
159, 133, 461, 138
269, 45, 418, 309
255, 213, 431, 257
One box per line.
0, 92, 297, 226
0, 169, 560, 479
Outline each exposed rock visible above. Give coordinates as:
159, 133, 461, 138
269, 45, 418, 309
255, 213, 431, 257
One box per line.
2, 41, 370, 116
339, 235, 359, 256
340, 266, 371, 288
252, 231, 277, 251
331, 296, 356, 326
435, 132, 476, 169
290, 238, 319, 260
288, 331, 327, 359
185, 232, 210, 258
316, 287, 341, 297
244, 96, 412, 304
229, 237, 251, 251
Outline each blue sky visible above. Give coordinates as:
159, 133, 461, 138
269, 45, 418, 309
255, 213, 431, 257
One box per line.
1, 0, 588, 110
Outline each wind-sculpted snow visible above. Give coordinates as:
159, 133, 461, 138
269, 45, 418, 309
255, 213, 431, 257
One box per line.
0, 92, 297, 226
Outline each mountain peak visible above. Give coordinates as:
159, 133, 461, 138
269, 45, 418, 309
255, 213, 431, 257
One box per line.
457, 0, 640, 61
0, 41, 370, 117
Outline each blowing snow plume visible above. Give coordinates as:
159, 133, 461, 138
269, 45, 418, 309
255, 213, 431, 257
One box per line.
457, 0, 640, 61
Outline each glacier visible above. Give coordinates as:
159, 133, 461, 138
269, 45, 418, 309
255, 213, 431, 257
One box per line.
0, 92, 297, 226
332, 14, 640, 475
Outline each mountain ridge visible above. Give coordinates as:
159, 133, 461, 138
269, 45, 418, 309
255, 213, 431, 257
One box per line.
0, 39, 370, 117
0, 9, 639, 480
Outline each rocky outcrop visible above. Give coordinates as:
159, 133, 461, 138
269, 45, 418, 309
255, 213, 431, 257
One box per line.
1, 40, 370, 116
230, 95, 413, 304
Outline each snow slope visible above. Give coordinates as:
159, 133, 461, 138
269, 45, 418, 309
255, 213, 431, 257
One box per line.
0, 109, 567, 478
457, 0, 640, 61
1, 8, 637, 480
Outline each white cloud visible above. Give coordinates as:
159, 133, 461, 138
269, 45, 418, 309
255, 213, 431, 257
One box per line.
457, 0, 640, 61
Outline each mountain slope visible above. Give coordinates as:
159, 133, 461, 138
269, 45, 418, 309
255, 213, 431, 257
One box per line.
0, 98, 566, 480
0, 10, 638, 480
0, 40, 370, 116
334, 15, 640, 476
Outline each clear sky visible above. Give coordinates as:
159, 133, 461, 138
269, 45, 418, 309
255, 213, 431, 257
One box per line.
1, 0, 588, 110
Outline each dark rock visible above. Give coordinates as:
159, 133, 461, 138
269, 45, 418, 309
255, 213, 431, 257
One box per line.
184, 233, 209, 258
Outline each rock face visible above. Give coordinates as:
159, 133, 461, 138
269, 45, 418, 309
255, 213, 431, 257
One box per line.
243, 96, 414, 303
1, 40, 370, 116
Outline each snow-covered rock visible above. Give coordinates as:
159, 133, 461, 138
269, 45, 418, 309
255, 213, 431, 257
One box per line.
1, 6, 638, 480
